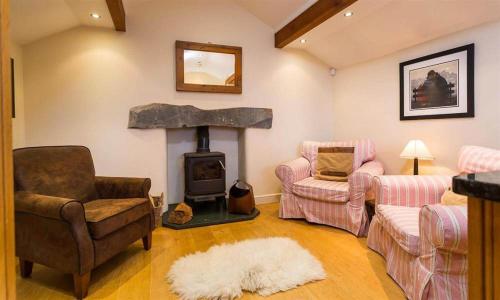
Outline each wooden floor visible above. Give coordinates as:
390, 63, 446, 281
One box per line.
16, 203, 405, 300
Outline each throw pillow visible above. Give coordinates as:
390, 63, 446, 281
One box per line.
440, 189, 467, 206
315, 147, 354, 182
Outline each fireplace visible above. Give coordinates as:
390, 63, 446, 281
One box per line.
129, 104, 272, 229
184, 126, 226, 201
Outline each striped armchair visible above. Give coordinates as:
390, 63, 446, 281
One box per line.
276, 139, 383, 236
367, 145, 500, 300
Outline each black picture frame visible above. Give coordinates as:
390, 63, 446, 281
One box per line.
10, 58, 15, 118
399, 44, 474, 120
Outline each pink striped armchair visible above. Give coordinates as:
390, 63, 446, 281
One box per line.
367, 145, 500, 300
276, 139, 383, 236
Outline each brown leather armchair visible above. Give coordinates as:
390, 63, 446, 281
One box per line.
13, 146, 154, 299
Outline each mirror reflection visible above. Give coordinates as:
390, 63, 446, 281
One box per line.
183, 50, 236, 86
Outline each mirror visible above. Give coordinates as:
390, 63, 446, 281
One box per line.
183, 50, 235, 86
176, 41, 242, 94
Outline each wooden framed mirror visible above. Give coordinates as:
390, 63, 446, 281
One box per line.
176, 41, 242, 94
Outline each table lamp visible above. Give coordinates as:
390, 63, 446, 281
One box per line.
400, 140, 433, 175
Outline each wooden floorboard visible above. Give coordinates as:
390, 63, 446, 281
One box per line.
16, 203, 405, 299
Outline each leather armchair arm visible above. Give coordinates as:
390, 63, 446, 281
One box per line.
14, 191, 94, 275
95, 176, 151, 199
15, 191, 84, 221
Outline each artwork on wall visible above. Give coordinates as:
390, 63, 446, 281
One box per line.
10, 58, 15, 118
400, 44, 474, 120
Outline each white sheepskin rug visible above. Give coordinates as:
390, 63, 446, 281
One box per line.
167, 237, 326, 300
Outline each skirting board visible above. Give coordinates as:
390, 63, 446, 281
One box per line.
254, 193, 281, 204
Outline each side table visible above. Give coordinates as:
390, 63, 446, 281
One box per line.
365, 198, 375, 223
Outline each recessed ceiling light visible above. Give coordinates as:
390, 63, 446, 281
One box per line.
343, 11, 353, 17
90, 13, 101, 19
300, 39, 307, 44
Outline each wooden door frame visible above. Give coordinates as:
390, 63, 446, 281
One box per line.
0, 0, 16, 299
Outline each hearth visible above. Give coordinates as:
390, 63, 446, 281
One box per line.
134, 104, 273, 229
184, 126, 226, 201
162, 125, 259, 229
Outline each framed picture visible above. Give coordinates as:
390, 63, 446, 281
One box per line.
10, 58, 15, 118
400, 44, 474, 120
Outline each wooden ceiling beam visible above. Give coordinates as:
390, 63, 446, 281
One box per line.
106, 0, 126, 32
275, 0, 357, 48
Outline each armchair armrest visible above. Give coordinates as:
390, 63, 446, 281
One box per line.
95, 176, 151, 199
15, 191, 84, 221
419, 204, 468, 254
348, 160, 384, 207
275, 157, 311, 193
14, 191, 94, 275
374, 175, 451, 208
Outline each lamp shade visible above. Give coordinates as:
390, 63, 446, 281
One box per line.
400, 140, 434, 160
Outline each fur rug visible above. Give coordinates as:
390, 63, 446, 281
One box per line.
167, 237, 326, 300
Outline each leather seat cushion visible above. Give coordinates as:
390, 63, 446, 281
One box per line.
292, 177, 349, 203
84, 198, 151, 239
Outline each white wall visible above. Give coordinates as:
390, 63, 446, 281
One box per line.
22, 0, 335, 198
10, 41, 25, 148
331, 21, 500, 175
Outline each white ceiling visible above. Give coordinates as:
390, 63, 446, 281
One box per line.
10, 0, 500, 69
233, 0, 314, 30
10, 0, 114, 45
10, 0, 312, 45
288, 0, 500, 68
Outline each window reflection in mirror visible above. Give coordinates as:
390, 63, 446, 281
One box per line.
183, 50, 236, 86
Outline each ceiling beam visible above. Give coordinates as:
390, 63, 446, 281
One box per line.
275, 0, 357, 48
106, 0, 126, 32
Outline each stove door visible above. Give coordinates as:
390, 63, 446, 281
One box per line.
185, 155, 226, 196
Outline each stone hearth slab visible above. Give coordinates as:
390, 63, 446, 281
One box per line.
128, 103, 272, 129
162, 199, 260, 229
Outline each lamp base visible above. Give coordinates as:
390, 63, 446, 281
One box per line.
413, 158, 419, 175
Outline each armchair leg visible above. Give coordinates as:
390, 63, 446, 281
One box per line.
73, 272, 91, 299
19, 259, 33, 278
142, 231, 152, 250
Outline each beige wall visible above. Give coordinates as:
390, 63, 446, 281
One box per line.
331, 21, 500, 175
10, 41, 25, 148
22, 0, 335, 197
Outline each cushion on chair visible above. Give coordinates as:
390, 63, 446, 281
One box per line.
292, 177, 349, 203
302, 139, 376, 175
84, 198, 151, 239
377, 204, 421, 256
315, 147, 354, 182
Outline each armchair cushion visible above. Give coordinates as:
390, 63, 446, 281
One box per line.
378, 204, 421, 256
84, 198, 151, 239
292, 177, 349, 203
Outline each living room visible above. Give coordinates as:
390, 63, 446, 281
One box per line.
1, 0, 500, 299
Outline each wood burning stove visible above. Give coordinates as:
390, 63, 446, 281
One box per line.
184, 126, 226, 201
